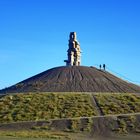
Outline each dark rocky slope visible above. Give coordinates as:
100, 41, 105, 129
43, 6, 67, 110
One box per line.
1, 114, 140, 138
1, 66, 140, 93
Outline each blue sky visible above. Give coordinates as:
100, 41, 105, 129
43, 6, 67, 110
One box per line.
0, 0, 140, 89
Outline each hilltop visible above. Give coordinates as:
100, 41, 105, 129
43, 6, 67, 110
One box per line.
1, 66, 140, 93
0, 31, 140, 140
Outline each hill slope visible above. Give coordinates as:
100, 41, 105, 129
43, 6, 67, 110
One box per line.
1, 92, 140, 123
1, 92, 140, 139
1, 66, 140, 93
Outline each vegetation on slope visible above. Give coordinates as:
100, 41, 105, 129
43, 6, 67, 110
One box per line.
0, 92, 140, 124
0, 92, 97, 123
1, 115, 140, 138
94, 93, 140, 115
0, 130, 69, 139
1, 92, 140, 139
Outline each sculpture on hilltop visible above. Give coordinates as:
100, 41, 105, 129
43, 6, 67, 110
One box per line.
64, 32, 81, 66
1, 32, 140, 94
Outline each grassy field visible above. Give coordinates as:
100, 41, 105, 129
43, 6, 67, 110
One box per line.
93, 93, 140, 134
0, 92, 140, 123
0, 92, 97, 123
0, 137, 61, 140
0, 130, 70, 140
94, 93, 140, 115
1, 92, 140, 139
0, 132, 140, 140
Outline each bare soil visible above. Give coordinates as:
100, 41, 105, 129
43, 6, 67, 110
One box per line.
1, 114, 140, 139
1, 66, 140, 93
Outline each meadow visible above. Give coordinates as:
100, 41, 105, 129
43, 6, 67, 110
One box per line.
0, 92, 140, 139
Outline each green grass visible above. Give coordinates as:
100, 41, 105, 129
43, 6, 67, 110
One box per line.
0, 130, 69, 139
1, 92, 140, 139
65, 117, 93, 132
1, 92, 140, 124
94, 93, 140, 115
0, 92, 97, 123
0, 137, 60, 140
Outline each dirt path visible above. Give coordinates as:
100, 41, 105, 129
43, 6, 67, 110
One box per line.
1, 112, 140, 126
89, 94, 104, 115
